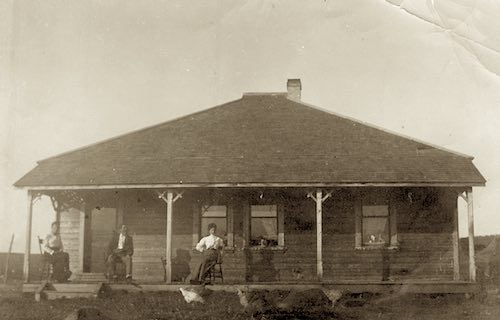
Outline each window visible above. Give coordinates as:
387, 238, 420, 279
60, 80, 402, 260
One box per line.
355, 195, 398, 249
200, 205, 227, 238
251, 205, 278, 246
362, 205, 389, 245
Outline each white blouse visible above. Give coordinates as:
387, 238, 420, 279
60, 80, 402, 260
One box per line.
44, 233, 64, 254
195, 234, 224, 252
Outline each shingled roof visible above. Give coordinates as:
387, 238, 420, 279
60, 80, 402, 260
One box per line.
14, 93, 485, 188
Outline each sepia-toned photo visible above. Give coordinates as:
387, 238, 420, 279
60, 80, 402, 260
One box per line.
1, 1, 500, 319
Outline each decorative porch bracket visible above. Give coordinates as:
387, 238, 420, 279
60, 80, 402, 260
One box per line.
458, 189, 476, 282
156, 190, 184, 283
157, 190, 184, 204
49, 195, 63, 223
307, 189, 333, 281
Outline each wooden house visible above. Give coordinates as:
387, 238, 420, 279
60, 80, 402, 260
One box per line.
15, 79, 485, 293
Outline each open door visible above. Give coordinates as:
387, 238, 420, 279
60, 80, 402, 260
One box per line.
90, 208, 117, 273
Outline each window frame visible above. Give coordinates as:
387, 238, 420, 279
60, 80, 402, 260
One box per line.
200, 205, 228, 237
361, 205, 390, 246
245, 202, 285, 249
250, 204, 279, 247
355, 193, 399, 250
192, 204, 234, 249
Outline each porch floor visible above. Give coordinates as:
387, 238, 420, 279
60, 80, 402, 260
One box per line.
23, 280, 479, 294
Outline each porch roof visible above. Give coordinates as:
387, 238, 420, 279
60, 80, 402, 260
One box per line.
15, 93, 485, 188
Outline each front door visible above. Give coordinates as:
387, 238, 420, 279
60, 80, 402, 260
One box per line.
90, 208, 117, 273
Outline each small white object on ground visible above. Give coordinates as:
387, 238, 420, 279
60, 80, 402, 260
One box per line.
322, 288, 343, 307
180, 287, 205, 304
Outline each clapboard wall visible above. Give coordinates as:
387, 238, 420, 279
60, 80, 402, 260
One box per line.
56, 187, 457, 283
59, 207, 83, 274
322, 188, 455, 281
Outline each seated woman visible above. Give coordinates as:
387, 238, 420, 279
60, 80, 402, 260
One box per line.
191, 223, 224, 284
43, 221, 71, 282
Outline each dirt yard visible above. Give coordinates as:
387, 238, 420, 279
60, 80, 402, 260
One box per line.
1, 282, 500, 320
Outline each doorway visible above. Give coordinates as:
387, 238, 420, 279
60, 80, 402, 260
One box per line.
89, 208, 117, 273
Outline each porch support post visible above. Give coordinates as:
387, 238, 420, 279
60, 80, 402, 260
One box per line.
78, 203, 86, 273
166, 191, 173, 283
156, 190, 183, 283
243, 200, 250, 247
307, 189, 331, 281
466, 188, 476, 282
23, 190, 34, 283
452, 194, 460, 281
227, 204, 234, 248
192, 203, 200, 248
316, 189, 323, 281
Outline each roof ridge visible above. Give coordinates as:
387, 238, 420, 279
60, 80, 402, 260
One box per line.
288, 97, 474, 159
37, 97, 244, 163
242, 92, 287, 96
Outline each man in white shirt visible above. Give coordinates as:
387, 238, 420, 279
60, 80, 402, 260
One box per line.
107, 225, 134, 282
191, 223, 224, 284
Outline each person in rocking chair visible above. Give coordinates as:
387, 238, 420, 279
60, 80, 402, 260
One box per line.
43, 221, 72, 282
107, 225, 134, 282
191, 223, 224, 284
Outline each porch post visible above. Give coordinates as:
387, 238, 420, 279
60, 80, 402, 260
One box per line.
192, 203, 200, 248
452, 194, 460, 281
23, 190, 34, 283
466, 188, 476, 282
78, 203, 86, 273
243, 200, 250, 247
165, 190, 173, 283
316, 189, 323, 281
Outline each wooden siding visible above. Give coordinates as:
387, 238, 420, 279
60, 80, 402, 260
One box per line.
322, 188, 455, 281
59, 207, 83, 274
56, 188, 459, 283
122, 191, 166, 281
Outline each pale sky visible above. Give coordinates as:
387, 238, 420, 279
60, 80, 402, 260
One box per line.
1, 0, 500, 252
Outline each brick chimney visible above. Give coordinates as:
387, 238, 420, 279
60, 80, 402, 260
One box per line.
287, 79, 302, 101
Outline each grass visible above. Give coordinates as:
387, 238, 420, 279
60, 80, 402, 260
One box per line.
1, 281, 500, 320
0, 283, 248, 320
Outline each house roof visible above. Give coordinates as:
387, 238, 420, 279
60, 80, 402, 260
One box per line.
14, 93, 486, 188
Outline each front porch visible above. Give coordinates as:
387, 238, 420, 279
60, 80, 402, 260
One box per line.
22, 186, 478, 292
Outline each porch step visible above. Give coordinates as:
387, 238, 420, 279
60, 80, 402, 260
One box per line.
45, 290, 100, 300
34, 282, 105, 301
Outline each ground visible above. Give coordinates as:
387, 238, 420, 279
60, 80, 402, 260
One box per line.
1, 282, 500, 320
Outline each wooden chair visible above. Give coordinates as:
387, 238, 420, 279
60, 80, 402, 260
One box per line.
105, 251, 126, 281
37, 236, 53, 281
205, 252, 223, 284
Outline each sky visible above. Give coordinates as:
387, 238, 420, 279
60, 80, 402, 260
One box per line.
1, 0, 500, 253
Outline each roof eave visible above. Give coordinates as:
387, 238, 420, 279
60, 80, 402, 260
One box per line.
14, 181, 486, 190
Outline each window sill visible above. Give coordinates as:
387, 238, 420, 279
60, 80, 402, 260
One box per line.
191, 247, 234, 252
355, 245, 400, 251
249, 246, 287, 252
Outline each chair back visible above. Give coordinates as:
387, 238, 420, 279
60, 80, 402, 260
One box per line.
216, 251, 223, 264
37, 236, 44, 255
